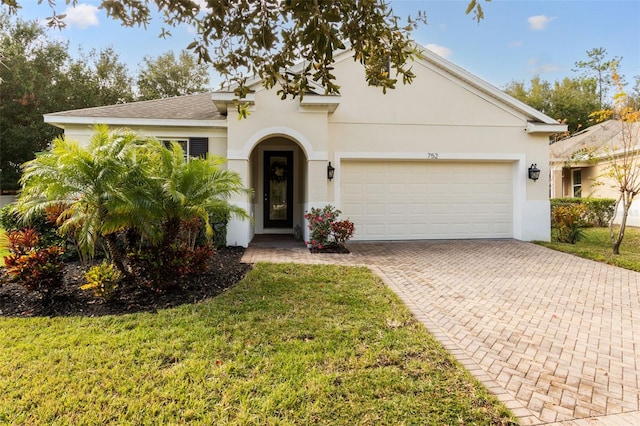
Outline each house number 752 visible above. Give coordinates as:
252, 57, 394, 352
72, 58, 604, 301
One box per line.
427, 152, 439, 159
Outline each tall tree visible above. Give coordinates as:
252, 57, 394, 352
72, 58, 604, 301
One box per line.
0, 14, 135, 191
61, 47, 134, 106
590, 66, 640, 255
504, 77, 552, 115
574, 47, 620, 109
504, 76, 599, 134
1, 0, 488, 104
0, 14, 69, 191
548, 77, 599, 133
89, 47, 135, 104
136, 50, 210, 100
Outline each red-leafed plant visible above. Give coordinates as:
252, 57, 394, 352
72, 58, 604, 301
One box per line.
331, 220, 355, 245
129, 240, 215, 291
3, 228, 65, 299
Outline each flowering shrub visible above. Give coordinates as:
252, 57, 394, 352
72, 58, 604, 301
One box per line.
304, 205, 355, 251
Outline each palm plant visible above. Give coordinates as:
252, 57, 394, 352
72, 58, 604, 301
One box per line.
149, 141, 252, 249
17, 125, 158, 276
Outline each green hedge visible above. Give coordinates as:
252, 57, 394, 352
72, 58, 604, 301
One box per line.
550, 197, 616, 227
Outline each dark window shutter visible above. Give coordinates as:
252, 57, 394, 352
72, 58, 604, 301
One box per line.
189, 137, 208, 158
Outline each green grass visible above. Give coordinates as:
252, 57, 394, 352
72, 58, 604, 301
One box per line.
538, 226, 640, 272
0, 263, 516, 425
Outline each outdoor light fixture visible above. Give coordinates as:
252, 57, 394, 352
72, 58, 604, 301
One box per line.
528, 163, 541, 181
327, 162, 335, 181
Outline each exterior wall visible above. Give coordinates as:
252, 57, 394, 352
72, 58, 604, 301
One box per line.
225, 88, 334, 246
323, 55, 551, 241
50, 54, 561, 245
553, 163, 620, 200
0, 195, 16, 208
58, 125, 228, 165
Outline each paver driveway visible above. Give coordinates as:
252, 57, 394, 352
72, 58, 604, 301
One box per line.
242, 239, 640, 425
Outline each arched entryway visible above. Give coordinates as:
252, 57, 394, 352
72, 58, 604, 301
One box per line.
249, 136, 308, 236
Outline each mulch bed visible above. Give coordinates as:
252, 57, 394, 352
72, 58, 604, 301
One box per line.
0, 247, 250, 318
308, 244, 350, 254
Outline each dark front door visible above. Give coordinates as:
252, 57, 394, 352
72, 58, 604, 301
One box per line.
264, 151, 293, 228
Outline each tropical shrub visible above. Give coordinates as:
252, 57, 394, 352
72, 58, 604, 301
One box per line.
305, 205, 355, 250
583, 198, 616, 227
551, 204, 587, 244
550, 197, 616, 227
15, 126, 251, 285
0, 203, 69, 255
81, 261, 123, 301
129, 243, 215, 291
3, 228, 65, 297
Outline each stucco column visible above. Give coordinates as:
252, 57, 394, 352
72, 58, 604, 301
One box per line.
226, 158, 253, 247
301, 159, 332, 242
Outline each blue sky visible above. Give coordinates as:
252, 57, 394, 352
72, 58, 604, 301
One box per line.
11, 0, 640, 92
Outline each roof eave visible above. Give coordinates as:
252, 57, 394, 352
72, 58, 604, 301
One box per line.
43, 115, 227, 129
526, 122, 568, 134
299, 95, 341, 113
211, 92, 256, 114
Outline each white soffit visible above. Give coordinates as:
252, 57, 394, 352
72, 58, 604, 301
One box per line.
43, 115, 226, 129
211, 92, 256, 114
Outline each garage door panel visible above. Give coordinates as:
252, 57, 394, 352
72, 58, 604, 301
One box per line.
366, 183, 384, 194
341, 161, 513, 240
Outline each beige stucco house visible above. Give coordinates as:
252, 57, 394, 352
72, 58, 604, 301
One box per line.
550, 119, 640, 225
44, 48, 565, 246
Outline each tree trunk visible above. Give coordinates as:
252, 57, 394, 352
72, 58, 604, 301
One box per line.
611, 193, 633, 255
104, 233, 133, 279
161, 217, 182, 249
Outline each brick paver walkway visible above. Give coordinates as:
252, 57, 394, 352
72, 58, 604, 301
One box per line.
241, 239, 640, 425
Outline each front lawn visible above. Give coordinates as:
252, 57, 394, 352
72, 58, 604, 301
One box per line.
538, 226, 640, 272
0, 263, 516, 425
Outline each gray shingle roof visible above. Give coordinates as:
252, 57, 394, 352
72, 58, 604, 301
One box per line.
550, 120, 623, 160
46, 93, 224, 121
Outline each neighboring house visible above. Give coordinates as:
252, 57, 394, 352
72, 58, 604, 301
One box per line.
44, 48, 565, 247
550, 119, 640, 226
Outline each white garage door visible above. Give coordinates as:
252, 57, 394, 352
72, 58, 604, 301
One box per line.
341, 161, 513, 240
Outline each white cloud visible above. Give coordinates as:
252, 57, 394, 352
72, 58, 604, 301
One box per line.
64, 3, 99, 29
531, 63, 562, 74
528, 15, 556, 30
424, 44, 452, 59
527, 58, 562, 75
508, 41, 523, 48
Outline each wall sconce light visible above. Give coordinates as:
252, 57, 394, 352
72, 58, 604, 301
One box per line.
327, 162, 335, 181
528, 163, 540, 181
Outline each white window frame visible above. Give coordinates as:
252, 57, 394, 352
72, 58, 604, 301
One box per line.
160, 138, 189, 159
572, 169, 582, 198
